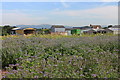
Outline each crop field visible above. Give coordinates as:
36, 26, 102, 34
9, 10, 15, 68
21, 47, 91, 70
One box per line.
1, 34, 119, 78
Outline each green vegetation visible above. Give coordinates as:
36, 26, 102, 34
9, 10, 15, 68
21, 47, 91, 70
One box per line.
1, 25, 16, 36
1, 34, 119, 78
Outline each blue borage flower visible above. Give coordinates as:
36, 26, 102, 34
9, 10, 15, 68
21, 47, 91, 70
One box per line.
2, 34, 118, 78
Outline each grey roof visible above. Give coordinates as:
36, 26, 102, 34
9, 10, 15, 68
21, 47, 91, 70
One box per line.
73, 26, 92, 30
111, 25, 120, 28
65, 28, 74, 30
51, 25, 65, 28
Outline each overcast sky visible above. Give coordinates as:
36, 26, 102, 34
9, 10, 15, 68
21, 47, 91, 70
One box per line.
1, 0, 119, 26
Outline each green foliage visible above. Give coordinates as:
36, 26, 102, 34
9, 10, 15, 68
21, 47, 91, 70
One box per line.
2, 25, 16, 36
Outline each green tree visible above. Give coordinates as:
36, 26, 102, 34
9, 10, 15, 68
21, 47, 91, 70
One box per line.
2, 25, 16, 36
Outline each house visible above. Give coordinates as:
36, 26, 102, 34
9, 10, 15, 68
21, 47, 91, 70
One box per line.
51, 25, 65, 32
11, 27, 36, 35
108, 25, 120, 34
90, 24, 101, 30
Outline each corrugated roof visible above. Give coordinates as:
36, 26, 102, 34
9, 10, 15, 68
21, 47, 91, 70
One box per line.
12, 27, 22, 30
12, 27, 36, 30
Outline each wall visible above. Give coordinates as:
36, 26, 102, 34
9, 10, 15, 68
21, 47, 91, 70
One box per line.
66, 30, 71, 35
55, 28, 65, 32
113, 30, 120, 34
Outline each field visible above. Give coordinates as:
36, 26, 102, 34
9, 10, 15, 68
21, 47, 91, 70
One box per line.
1, 34, 119, 78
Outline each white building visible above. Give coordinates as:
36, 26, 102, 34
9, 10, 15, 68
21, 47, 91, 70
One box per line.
109, 25, 120, 34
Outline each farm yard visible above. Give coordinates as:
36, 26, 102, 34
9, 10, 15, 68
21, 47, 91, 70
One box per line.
1, 34, 119, 78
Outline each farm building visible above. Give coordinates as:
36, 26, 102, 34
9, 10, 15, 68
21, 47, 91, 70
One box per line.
51, 25, 65, 32
11, 27, 36, 35
50, 25, 67, 35
108, 25, 120, 34
71, 29, 81, 35
82, 28, 113, 34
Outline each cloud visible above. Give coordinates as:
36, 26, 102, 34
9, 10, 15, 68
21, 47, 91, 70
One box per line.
52, 5, 118, 25
52, 6, 118, 19
54, 8, 60, 11
60, 0, 70, 8
2, 10, 48, 25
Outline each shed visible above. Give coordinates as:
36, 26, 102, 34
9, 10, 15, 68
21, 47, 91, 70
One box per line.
11, 27, 36, 35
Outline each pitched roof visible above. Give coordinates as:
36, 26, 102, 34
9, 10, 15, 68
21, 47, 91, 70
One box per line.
12, 27, 36, 30
51, 25, 65, 28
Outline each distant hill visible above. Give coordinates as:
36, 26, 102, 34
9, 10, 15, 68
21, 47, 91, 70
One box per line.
16, 24, 73, 29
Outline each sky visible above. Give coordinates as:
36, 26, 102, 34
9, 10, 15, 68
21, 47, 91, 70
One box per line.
1, 1, 119, 26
